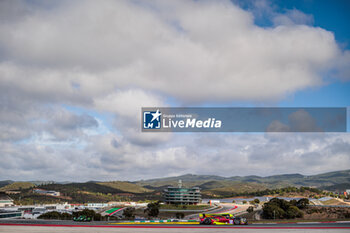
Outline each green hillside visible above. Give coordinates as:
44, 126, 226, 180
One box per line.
0, 182, 35, 191
136, 174, 228, 188
98, 181, 153, 193
201, 181, 267, 197
320, 183, 350, 192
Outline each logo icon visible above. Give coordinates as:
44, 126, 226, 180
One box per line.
143, 109, 162, 129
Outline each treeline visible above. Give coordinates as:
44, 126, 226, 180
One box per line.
210, 186, 325, 198
244, 186, 323, 197
262, 198, 309, 219
68, 192, 130, 203
38, 209, 105, 221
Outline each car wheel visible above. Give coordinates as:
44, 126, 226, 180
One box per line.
203, 218, 212, 225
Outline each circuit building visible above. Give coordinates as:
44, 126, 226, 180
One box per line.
163, 180, 201, 205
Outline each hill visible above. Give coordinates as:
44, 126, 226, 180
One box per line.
136, 174, 227, 188
0, 180, 13, 188
97, 181, 152, 193
0, 182, 35, 191
37, 182, 125, 194
200, 181, 267, 197
3, 169, 350, 203
320, 183, 350, 192
7, 181, 157, 204
135, 169, 350, 194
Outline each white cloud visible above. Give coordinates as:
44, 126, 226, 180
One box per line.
273, 9, 314, 26
0, 0, 346, 103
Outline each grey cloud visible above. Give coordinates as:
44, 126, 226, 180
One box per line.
325, 138, 350, 155
0, 93, 98, 142
1, 133, 349, 181
51, 111, 98, 130
102, 133, 350, 179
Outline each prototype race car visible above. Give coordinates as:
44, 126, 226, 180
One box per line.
199, 213, 248, 225
73, 215, 92, 222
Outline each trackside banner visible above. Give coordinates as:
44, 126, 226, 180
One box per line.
141, 107, 347, 132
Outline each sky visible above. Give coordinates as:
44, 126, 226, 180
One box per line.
0, 0, 349, 182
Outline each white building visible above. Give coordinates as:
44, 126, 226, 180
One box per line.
33, 189, 60, 196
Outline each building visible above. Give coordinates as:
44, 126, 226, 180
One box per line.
0, 192, 14, 207
33, 189, 60, 197
163, 180, 201, 205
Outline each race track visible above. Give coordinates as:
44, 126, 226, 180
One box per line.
1, 219, 350, 233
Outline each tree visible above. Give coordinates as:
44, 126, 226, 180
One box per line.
285, 206, 303, 219
296, 198, 309, 209
144, 201, 160, 218
72, 208, 104, 221
94, 213, 103, 221
254, 198, 260, 204
61, 213, 72, 220
175, 212, 185, 219
243, 200, 247, 204
123, 207, 135, 220
262, 204, 285, 219
38, 211, 62, 220
247, 206, 254, 213
289, 200, 297, 206
262, 198, 304, 220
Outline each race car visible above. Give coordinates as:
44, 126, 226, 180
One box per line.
199, 213, 248, 225
73, 215, 92, 222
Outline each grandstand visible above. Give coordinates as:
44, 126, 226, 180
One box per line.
0, 192, 14, 207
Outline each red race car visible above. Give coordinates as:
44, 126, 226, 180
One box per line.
199, 213, 248, 225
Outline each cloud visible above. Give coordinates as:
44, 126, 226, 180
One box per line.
288, 109, 322, 132
332, 50, 350, 81
0, 0, 346, 103
1, 133, 350, 181
266, 109, 323, 132
0, 0, 349, 181
94, 89, 172, 146
273, 9, 314, 26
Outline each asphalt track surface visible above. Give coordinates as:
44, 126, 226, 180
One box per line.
1, 219, 350, 232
